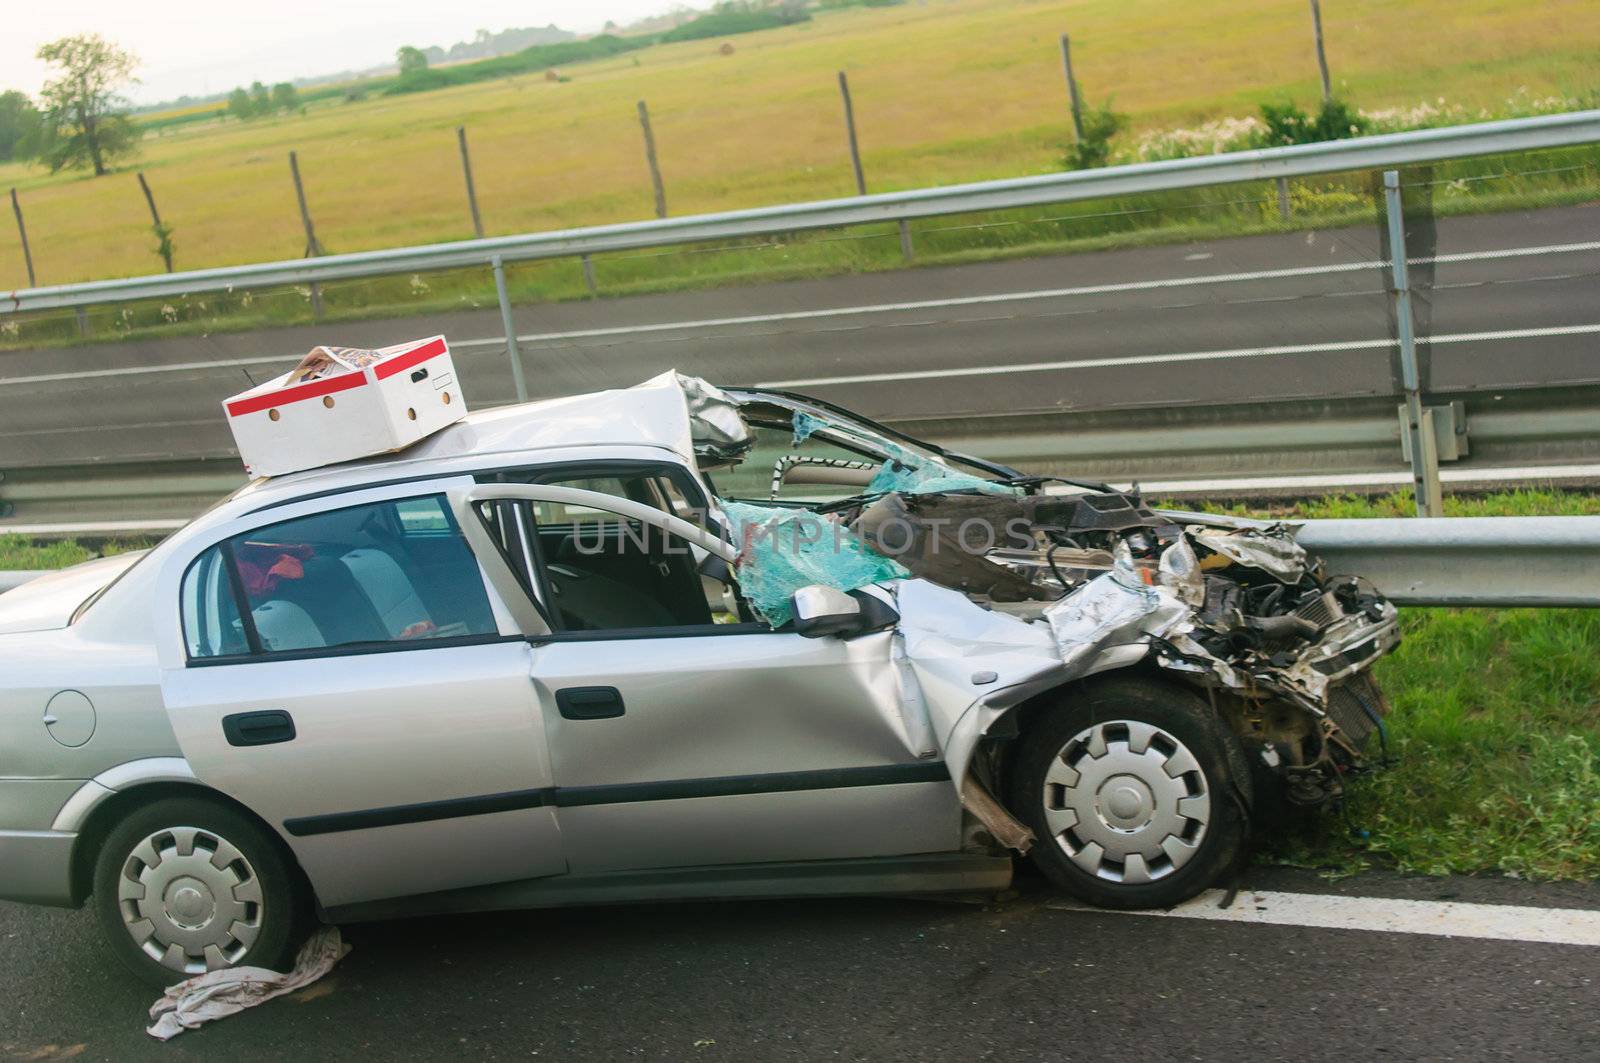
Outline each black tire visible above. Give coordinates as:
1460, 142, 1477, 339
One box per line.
1010, 675, 1252, 910
92, 796, 307, 987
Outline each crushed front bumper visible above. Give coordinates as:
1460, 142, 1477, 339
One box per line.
0, 830, 77, 907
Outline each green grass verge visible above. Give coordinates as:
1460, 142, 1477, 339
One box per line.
0, 535, 146, 570
1180, 491, 1600, 881
4, 490, 1596, 881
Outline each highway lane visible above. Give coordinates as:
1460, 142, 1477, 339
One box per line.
2, 868, 1596, 1060
1, 205, 1597, 469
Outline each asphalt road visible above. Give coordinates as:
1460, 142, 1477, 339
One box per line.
1, 205, 1597, 469
2, 867, 1596, 1061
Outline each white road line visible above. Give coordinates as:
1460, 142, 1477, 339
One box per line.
3, 239, 1595, 388
1050, 889, 1600, 948
464, 238, 1600, 347
756, 322, 1600, 388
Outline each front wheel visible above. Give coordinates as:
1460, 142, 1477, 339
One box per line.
92, 796, 306, 986
1010, 676, 1251, 909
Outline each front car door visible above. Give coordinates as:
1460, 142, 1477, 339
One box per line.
155, 479, 566, 908
459, 476, 961, 876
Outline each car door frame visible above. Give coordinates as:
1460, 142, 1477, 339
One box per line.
447, 480, 960, 875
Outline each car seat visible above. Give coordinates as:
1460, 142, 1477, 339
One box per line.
339, 547, 432, 639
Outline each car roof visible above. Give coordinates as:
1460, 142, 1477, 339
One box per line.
217, 376, 701, 521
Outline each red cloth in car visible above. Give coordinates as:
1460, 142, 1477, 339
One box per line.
235, 542, 315, 597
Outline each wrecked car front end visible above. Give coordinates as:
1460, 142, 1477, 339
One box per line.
705, 383, 1402, 815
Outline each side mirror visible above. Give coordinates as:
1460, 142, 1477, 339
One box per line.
791, 585, 899, 639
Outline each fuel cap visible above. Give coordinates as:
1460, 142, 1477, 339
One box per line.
43, 690, 96, 747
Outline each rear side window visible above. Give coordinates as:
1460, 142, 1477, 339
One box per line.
180, 494, 498, 660
182, 546, 248, 659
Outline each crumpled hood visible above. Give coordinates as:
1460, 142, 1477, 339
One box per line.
0, 552, 146, 634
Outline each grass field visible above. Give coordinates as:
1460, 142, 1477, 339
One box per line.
1203, 491, 1600, 882
4, 488, 1597, 881
2, 0, 1597, 294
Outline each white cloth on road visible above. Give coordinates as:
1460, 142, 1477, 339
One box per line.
146, 926, 349, 1041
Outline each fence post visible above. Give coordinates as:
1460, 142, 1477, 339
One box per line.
1059, 33, 1085, 142
1309, 0, 1332, 102
1383, 169, 1442, 517
637, 101, 668, 219
457, 126, 484, 238
837, 71, 867, 196
9, 188, 36, 288
491, 254, 529, 403
288, 151, 325, 318
136, 172, 174, 272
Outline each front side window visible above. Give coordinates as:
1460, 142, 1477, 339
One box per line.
181, 494, 498, 660
473, 469, 759, 634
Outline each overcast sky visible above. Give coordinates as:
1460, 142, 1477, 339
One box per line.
4, 1, 679, 105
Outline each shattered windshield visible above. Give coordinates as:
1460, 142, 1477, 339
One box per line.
710, 389, 1016, 504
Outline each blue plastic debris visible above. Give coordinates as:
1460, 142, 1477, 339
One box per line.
866, 445, 1020, 497
791, 410, 831, 447
720, 500, 908, 625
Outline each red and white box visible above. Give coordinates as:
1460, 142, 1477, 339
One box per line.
223, 335, 466, 478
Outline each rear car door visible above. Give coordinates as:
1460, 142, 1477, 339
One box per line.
156, 480, 566, 909
462, 477, 958, 876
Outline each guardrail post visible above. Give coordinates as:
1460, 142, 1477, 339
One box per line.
491, 254, 529, 404
1275, 177, 1292, 220
580, 254, 598, 296
1383, 169, 1443, 517
898, 221, 914, 262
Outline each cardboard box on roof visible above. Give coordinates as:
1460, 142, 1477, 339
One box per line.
223, 335, 466, 478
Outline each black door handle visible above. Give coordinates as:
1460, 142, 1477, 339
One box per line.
556, 686, 625, 720
223, 710, 296, 747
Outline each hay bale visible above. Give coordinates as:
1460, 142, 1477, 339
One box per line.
719, 42, 735, 56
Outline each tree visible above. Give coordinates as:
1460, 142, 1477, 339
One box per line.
33, 34, 139, 176
248, 81, 271, 117
396, 46, 429, 77
0, 91, 41, 162
270, 82, 299, 114
227, 87, 254, 121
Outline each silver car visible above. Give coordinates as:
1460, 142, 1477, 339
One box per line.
0, 373, 1398, 984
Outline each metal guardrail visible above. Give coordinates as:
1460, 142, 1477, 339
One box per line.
1300, 517, 1600, 607
6, 384, 1600, 531
7, 516, 1598, 606
5, 110, 1599, 314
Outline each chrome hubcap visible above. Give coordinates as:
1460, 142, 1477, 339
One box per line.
117, 826, 264, 974
1043, 719, 1211, 884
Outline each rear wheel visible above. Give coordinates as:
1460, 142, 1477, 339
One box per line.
92, 796, 306, 986
1011, 676, 1251, 909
